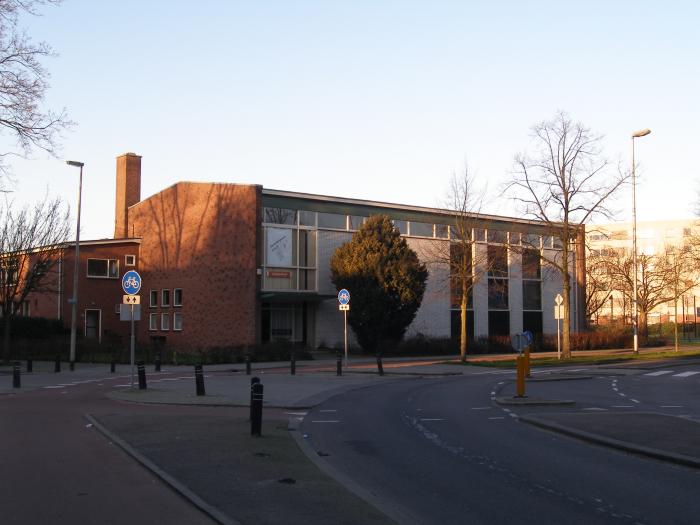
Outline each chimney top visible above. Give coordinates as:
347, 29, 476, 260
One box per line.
118, 152, 142, 158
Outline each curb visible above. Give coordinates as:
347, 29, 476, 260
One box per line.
519, 414, 700, 470
495, 396, 575, 406
85, 414, 240, 525
288, 415, 416, 525
527, 374, 593, 382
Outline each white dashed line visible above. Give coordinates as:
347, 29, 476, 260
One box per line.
488, 417, 505, 420
471, 407, 491, 410
661, 405, 683, 408
673, 371, 700, 378
420, 418, 445, 422
612, 405, 634, 408
630, 399, 640, 404
583, 407, 607, 411
311, 420, 340, 424
644, 370, 674, 377
320, 409, 337, 413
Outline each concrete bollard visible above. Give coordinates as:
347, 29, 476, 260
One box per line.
194, 364, 206, 396
250, 382, 264, 436
516, 355, 526, 397
336, 351, 342, 376
155, 352, 161, 372
54, 355, 61, 373
376, 354, 384, 376
249, 377, 260, 421
26, 358, 32, 374
137, 361, 147, 390
290, 350, 296, 376
12, 362, 20, 388
245, 354, 252, 375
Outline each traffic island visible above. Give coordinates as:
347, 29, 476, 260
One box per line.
495, 396, 575, 406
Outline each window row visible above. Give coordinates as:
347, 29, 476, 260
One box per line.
150, 289, 183, 307
149, 312, 182, 331
263, 207, 563, 247
86, 255, 136, 279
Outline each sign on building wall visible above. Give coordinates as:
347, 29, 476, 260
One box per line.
266, 228, 293, 266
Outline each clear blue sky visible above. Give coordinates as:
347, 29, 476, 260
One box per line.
7, 1, 700, 239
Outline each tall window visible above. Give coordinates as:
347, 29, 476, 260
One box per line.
488, 244, 509, 336
522, 248, 542, 334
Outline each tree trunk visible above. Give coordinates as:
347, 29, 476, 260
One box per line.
2, 314, 11, 362
639, 309, 649, 345
460, 289, 468, 362
561, 244, 572, 359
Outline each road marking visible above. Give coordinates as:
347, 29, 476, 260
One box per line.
612, 405, 634, 408
661, 405, 683, 408
284, 412, 308, 416
644, 370, 674, 376
420, 418, 445, 422
471, 407, 491, 410
630, 399, 640, 404
673, 371, 700, 378
488, 417, 505, 420
320, 409, 337, 413
502, 408, 511, 413
612, 387, 618, 391
490, 391, 496, 396
311, 420, 340, 423
508, 413, 518, 418
618, 393, 627, 397
43, 385, 64, 389
582, 407, 607, 411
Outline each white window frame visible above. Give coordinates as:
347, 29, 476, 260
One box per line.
149, 313, 158, 331
150, 290, 158, 308
173, 312, 182, 331
161, 313, 170, 331
86, 258, 119, 279
162, 289, 170, 307
173, 288, 182, 307
125, 254, 136, 266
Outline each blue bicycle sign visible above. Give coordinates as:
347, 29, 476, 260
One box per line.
122, 270, 142, 295
338, 289, 350, 305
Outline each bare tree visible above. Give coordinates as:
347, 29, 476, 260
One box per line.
585, 246, 614, 323
0, 196, 69, 360
601, 247, 697, 342
507, 111, 627, 358
420, 168, 490, 361
0, 0, 70, 183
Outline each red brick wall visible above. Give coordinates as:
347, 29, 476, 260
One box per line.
128, 182, 261, 352
114, 153, 142, 238
27, 241, 141, 342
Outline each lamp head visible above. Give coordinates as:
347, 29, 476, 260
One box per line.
631, 129, 651, 138
66, 160, 84, 167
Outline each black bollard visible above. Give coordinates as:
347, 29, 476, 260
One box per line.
26, 358, 32, 374
54, 355, 61, 373
69, 361, 75, 372
12, 362, 20, 388
290, 350, 296, 376
194, 364, 206, 396
245, 354, 251, 375
154, 352, 161, 372
137, 361, 147, 390
376, 354, 384, 376
249, 377, 260, 421
336, 351, 342, 376
251, 382, 264, 436
110, 360, 116, 374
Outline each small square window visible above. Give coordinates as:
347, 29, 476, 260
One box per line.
150, 290, 158, 308
114, 304, 121, 314
173, 288, 182, 306
125, 254, 136, 266
161, 313, 170, 331
149, 313, 158, 331
173, 312, 182, 331
162, 289, 170, 307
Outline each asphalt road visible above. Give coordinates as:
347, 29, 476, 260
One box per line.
301, 366, 700, 525
0, 369, 219, 525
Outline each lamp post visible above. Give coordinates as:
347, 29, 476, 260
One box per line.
66, 160, 84, 369
631, 129, 651, 354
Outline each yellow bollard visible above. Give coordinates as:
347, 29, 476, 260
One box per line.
524, 345, 531, 378
516, 354, 526, 397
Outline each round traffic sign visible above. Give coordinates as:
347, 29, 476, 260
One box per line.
338, 289, 350, 305
122, 270, 142, 295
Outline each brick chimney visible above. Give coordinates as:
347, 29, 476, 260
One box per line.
114, 152, 142, 238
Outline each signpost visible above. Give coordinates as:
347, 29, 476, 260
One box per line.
122, 271, 142, 388
338, 289, 350, 366
554, 293, 564, 360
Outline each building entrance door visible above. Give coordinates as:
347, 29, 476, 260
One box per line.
85, 309, 101, 342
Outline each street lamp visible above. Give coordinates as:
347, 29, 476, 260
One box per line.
631, 129, 651, 354
66, 160, 84, 369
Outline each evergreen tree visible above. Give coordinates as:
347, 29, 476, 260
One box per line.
330, 215, 428, 353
